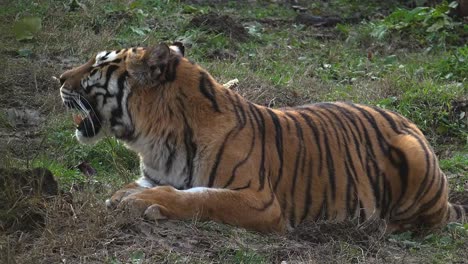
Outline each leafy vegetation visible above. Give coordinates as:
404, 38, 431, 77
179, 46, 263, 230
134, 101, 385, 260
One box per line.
370, 1, 465, 49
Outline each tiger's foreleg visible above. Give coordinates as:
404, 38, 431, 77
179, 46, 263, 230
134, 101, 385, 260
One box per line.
117, 186, 286, 233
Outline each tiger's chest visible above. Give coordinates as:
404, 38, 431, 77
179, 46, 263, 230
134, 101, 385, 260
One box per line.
126, 137, 193, 189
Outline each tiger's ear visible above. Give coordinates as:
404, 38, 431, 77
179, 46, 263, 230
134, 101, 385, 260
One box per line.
127, 43, 170, 84
170, 41, 185, 56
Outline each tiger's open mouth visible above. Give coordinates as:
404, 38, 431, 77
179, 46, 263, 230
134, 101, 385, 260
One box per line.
72, 111, 101, 137
63, 97, 102, 138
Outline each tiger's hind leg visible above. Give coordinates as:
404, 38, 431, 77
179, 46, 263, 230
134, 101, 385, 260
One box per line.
117, 185, 287, 233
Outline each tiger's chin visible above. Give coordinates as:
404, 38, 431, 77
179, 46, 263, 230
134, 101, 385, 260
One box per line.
75, 127, 107, 145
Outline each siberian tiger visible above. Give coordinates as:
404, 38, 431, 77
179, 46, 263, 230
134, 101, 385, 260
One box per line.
58, 42, 467, 233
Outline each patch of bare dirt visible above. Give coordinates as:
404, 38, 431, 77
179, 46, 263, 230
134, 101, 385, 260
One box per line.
189, 12, 249, 42
207, 49, 237, 60
0, 168, 59, 234
295, 13, 342, 27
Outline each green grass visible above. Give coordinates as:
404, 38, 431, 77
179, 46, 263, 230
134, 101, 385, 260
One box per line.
32, 115, 139, 190
388, 223, 468, 263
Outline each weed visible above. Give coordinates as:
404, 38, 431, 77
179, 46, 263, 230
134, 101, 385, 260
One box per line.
370, 1, 465, 49
431, 45, 468, 81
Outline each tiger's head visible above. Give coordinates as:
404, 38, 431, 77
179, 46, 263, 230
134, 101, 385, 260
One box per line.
58, 42, 185, 144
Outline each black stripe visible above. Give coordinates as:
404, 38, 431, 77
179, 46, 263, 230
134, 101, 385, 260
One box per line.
344, 156, 358, 218
326, 104, 365, 185
359, 200, 366, 222
285, 113, 306, 226
165, 56, 180, 82
417, 177, 446, 216
301, 108, 336, 203
199, 71, 221, 113
301, 157, 314, 222
164, 133, 177, 173
298, 112, 323, 178
316, 188, 329, 221
402, 129, 434, 211
223, 109, 256, 188
86, 64, 118, 94
207, 126, 237, 187
380, 176, 392, 218
344, 103, 390, 156
101, 51, 110, 61
177, 99, 198, 189
314, 107, 345, 152
394, 130, 432, 215
248, 103, 267, 191
266, 109, 284, 191
395, 177, 446, 223
231, 180, 251, 191
369, 105, 400, 133
234, 94, 247, 127
298, 111, 325, 222
110, 70, 128, 130
226, 91, 247, 130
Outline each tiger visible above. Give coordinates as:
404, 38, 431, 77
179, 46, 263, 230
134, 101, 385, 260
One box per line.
58, 42, 467, 233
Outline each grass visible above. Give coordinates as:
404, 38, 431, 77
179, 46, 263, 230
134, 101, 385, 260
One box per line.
0, 0, 467, 263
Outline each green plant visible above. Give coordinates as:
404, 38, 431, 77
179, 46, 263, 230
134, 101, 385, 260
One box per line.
12, 16, 42, 41
432, 45, 468, 81
370, 1, 463, 49
387, 80, 466, 143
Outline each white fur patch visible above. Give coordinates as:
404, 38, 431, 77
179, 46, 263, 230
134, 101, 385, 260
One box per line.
136, 177, 155, 188
169, 45, 183, 56
75, 124, 108, 145
93, 50, 120, 67
183, 187, 211, 193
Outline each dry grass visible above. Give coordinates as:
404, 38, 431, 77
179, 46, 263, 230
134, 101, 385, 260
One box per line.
3, 187, 466, 263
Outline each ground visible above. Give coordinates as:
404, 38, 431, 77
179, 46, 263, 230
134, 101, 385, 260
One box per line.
0, 0, 467, 263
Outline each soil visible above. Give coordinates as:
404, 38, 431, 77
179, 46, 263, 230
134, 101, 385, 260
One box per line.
189, 12, 249, 42
0, 167, 59, 233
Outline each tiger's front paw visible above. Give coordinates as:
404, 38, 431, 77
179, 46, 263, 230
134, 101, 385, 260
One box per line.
144, 204, 168, 220
117, 195, 168, 220
106, 186, 145, 209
